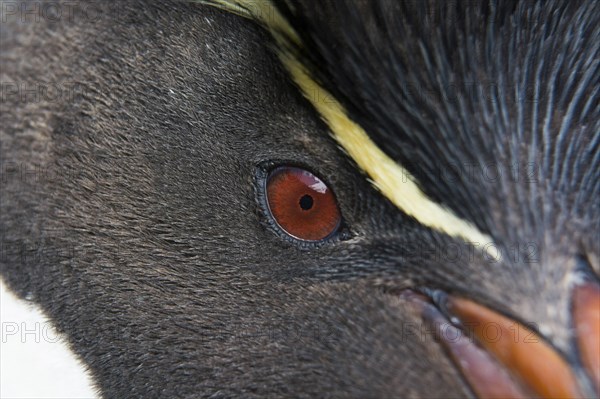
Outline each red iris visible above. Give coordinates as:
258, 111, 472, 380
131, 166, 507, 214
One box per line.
266, 167, 341, 241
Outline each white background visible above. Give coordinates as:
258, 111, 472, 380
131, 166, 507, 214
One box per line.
1, 279, 97, 398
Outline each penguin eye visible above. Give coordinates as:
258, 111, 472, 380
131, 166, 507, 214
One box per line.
265, 167, 342, 242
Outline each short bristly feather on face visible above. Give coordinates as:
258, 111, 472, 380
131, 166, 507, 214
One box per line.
1, 0, 598, 398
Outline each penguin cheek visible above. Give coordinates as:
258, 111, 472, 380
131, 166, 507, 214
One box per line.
265, 166, 341, 242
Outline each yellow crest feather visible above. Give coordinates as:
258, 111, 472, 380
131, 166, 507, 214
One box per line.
198, 0, 500, 258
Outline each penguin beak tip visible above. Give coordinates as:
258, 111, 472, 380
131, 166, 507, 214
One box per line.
402, 283, 600, 399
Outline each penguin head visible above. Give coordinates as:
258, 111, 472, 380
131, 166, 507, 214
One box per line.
204, 0, 600, 396
1, 0, 598, 397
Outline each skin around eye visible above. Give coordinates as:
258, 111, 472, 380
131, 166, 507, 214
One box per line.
266, 167, 342, 241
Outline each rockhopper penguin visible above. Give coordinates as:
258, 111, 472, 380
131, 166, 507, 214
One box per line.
0, 0, 599, 397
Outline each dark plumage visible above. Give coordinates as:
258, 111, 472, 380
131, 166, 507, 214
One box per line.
277, 0, 599, 235
1, 0, 598, 397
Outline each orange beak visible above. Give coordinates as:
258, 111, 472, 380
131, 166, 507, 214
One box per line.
573, 282, 600, 393
403, 282, 600, 398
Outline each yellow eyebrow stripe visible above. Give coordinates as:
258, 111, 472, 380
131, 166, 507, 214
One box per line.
283, 60, 496, 249
198, 0, 498, 254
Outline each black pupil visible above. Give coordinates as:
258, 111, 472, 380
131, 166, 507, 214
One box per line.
299, 194, 314, 211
